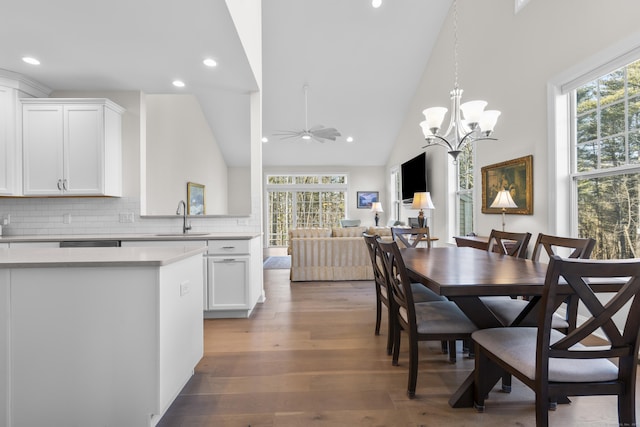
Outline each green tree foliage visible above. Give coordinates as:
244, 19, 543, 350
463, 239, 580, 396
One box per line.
266, 175, 346, 246
576, 59, 640, 259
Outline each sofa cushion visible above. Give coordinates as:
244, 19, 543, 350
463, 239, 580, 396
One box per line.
289, 228, 332, 238
332, 226, 367, 237
367, 226, 392, 237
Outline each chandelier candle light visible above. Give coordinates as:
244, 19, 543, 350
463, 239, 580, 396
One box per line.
411, 192, 435, 228
490, 190, 518, 231
419, 0, 501, 162
370, 202, 383, 226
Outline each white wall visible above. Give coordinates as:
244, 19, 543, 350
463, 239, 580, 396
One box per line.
387, 0, 640, 242
145, 94, 228, 215
262, 165, 385, 227
228, 166, 251, 214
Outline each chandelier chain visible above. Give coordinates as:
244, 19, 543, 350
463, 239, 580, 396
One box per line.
453, 0, 459, 89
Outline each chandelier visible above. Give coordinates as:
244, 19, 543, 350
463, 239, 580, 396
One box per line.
419, 0, 501, 162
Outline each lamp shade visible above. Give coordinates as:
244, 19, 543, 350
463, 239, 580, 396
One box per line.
411, 192, 435, 210
490, 190, 518, 209
370, 202, 383, 213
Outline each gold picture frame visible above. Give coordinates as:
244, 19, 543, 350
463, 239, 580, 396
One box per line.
481, 155, 533, 215
187, 182, 205, 215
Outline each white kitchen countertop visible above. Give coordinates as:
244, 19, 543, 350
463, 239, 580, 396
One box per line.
0, 246, 207, 268
0, 231, 261, 243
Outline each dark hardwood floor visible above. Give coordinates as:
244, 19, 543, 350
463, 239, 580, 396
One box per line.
157, 267, 637, 427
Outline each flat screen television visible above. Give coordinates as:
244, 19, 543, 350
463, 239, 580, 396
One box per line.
401, 152, 427, 203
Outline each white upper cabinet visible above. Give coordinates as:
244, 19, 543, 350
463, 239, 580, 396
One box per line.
22, 98, 124, 197
0, 73, 49, 196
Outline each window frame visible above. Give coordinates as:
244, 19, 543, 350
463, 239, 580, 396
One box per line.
264, 173, 348, 247
550, 42, 640, 240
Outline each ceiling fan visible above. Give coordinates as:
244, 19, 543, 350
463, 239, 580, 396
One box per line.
275, 85, 341, 143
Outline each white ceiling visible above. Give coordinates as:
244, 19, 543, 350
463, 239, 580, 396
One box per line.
0, 0, 451, 167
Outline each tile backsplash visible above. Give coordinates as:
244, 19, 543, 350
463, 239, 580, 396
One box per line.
0, 197, 258, 236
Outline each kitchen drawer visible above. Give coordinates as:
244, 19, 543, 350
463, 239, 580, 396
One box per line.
207, 239, 249, 255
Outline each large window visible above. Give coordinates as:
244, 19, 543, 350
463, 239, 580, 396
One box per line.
456, 143, 474, 236
265, 174, 347, 247
572, 58, 640, 259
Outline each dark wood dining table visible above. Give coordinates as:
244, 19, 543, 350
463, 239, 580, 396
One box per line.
401, 246, 622, 408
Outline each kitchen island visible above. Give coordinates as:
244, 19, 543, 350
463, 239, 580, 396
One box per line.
0, 245, 206, 427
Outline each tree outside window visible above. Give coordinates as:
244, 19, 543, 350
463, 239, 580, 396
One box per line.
573, 59, 640, 259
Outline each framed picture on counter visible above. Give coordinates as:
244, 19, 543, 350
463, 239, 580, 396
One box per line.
187, 182, 205, 215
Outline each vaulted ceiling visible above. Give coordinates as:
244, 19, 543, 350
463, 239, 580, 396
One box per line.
0, 0, 452, 167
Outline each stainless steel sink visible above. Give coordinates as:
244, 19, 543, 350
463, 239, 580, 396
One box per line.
153, 232, 210, 237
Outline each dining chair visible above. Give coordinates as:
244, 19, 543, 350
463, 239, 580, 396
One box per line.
389, 226, 450, 354
377, 239, 477, 398
486, 229, 531, 258
363, 233, 445, 356
391, 226, 432, 249
472, 255, 640, 427
482, 233, 596, 332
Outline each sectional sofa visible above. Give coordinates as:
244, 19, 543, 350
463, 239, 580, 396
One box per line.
288, 226, 392, 281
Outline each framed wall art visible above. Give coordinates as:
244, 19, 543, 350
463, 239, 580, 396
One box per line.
187, 182, 205, 215
481, 155, 533, 215
357, 191, 379, 209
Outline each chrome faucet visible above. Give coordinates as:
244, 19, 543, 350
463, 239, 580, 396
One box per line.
176, 200, 192, 234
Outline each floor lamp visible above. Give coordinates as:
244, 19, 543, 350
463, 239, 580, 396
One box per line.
490, 190, 517, 231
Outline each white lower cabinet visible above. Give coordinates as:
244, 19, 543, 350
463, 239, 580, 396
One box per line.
205, 254, 249, 310
204, 238, 260, 318
120, 237, 261, 318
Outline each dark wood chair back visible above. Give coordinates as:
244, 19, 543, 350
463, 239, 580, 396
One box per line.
377, 240, 413, 317
486, 229, 531, 258
391, 226, 432, 249
473, 255, 640, 426
363, 232, 395, 355
530, 233, 596, 262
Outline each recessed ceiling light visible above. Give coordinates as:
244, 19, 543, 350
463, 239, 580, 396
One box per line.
22, 57, 40, 65
346, 136, 354, 143
172, 80, 185, 88
203, 58, 217, 67
372, 0, 382, 8
261, 137, 269, 143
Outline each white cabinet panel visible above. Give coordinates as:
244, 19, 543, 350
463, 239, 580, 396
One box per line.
22, 98, 123, 197
22, 105, 64, 195
0, 74, 48, 196
64, 105, 103, 195
207, 256, 249, 308
0, 85, 17, 195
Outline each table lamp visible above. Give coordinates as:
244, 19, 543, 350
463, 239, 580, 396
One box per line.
411, 192, 435, 227
370, 202, 383, 226
490, 189, 518, 231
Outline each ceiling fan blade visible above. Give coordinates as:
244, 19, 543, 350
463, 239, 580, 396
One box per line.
311, 135, 326, 143
308, 124, 325, 132
280, 135, 307, 141
311, 127, 341, 140
274, 130, 304, 137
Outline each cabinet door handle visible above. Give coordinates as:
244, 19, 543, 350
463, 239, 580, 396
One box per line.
221, 246, 235, 249
57, 179, 62, 190
62, 179, 68, 191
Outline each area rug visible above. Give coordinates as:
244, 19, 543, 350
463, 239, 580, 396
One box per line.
263, 256, 291, 269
